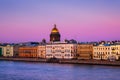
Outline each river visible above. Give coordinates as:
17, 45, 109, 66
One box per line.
0, 61, 120, 80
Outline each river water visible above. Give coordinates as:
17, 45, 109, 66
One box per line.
0, 61, 120, 80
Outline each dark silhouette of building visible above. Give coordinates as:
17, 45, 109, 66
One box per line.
42, 38, 46, 44
50, 24, 61, 42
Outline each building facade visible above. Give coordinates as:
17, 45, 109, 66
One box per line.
93, 44, 111, 60
110, 45, 120, 60
46, 42, 77, 59
13, 45, 20, 57
0, 46, 3, 56
2, 45, 14, 57
19, 46, 38, 58
93, 44, 120, 60
38, 45, 46, 58
77, 44, 93, 59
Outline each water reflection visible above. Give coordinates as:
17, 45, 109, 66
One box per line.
0, 61, 120, 80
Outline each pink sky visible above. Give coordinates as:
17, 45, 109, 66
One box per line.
0, 0, 120, 43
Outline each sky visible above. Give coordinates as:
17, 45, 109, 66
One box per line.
0, 0, 120, 43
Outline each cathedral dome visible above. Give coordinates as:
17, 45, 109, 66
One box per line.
50, 24, 61, 42
51, 24, 59, 33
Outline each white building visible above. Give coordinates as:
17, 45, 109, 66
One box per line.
46, 42, 77, 59
3, 45, 13, 57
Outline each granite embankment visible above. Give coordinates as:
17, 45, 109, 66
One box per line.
0, 57, 47, 62
0, 57, 120, 66
59, 59, 120, 66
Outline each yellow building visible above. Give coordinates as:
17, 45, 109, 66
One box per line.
77, 44, 93, 59
93, 44, 120, 60
110, 45, 120, 60
93, 44, 111, 60
3, 45, 14, 57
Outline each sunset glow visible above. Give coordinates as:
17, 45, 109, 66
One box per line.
0, 0, 120, 43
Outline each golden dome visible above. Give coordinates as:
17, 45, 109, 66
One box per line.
50, 24, 61, 41
51, 24, 59, 33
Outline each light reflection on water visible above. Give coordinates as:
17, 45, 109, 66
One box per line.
0, 61, 120, 80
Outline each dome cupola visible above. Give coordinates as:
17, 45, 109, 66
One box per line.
50, 24, 61, 42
